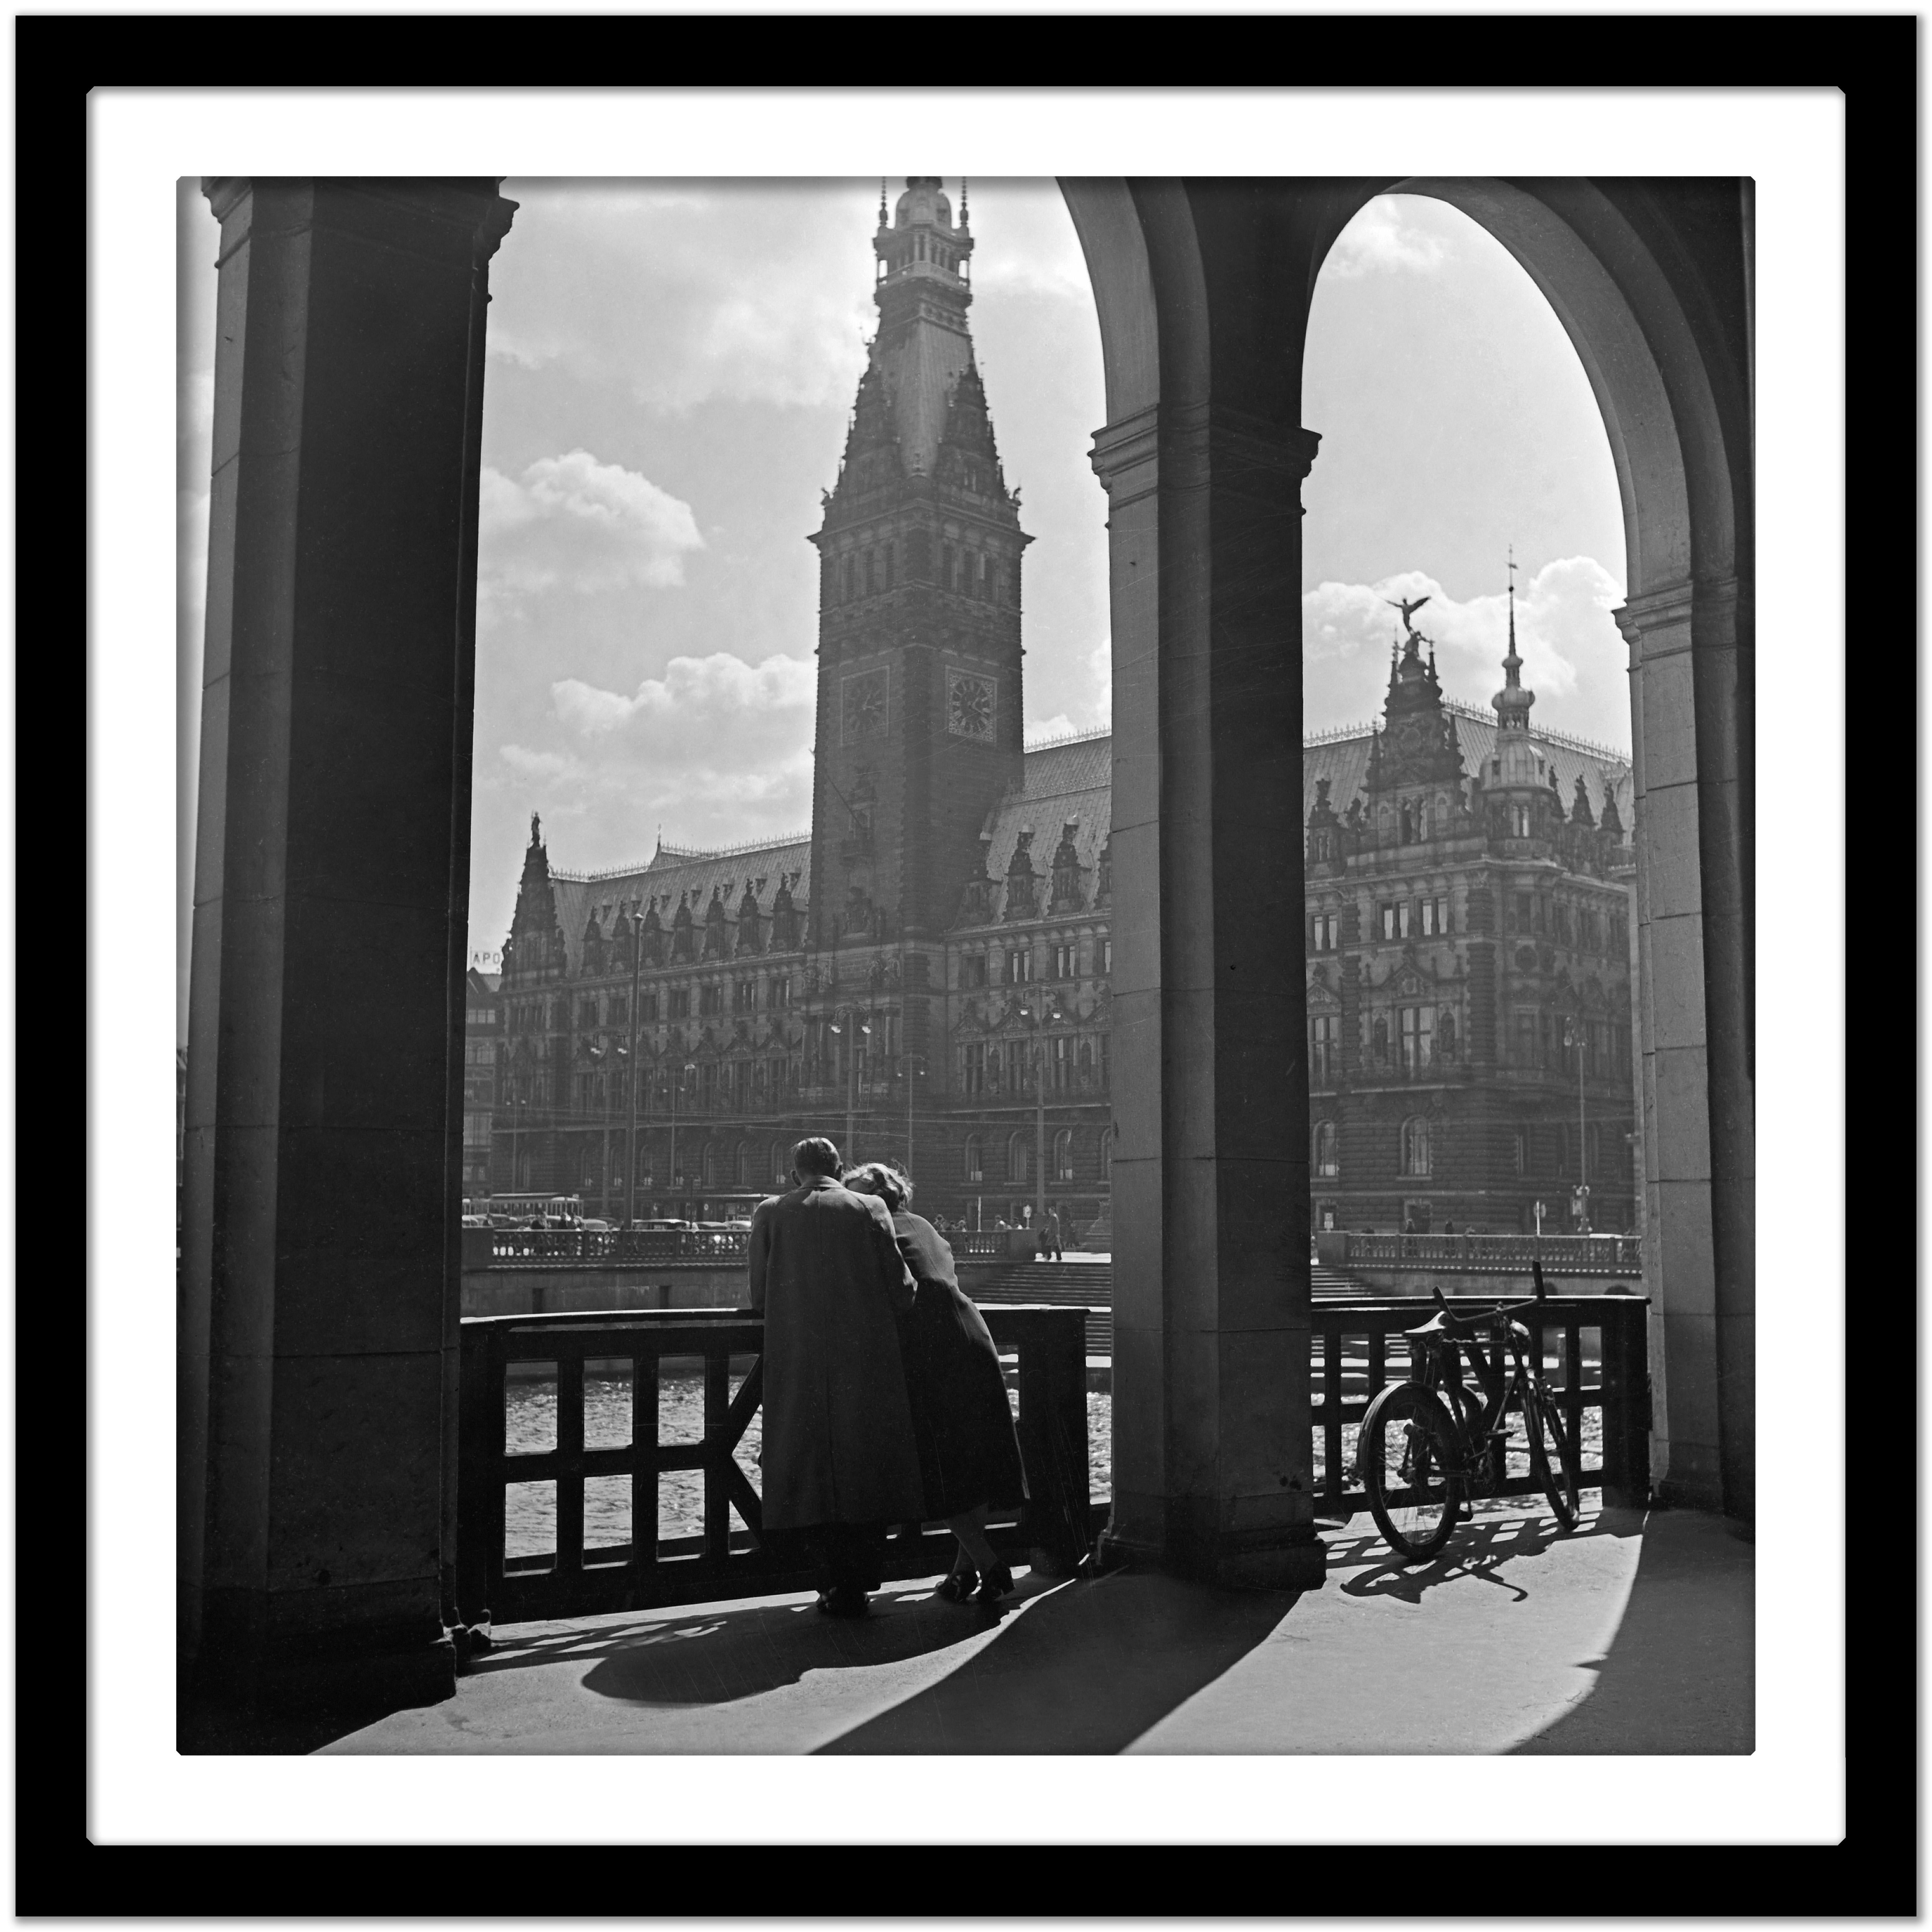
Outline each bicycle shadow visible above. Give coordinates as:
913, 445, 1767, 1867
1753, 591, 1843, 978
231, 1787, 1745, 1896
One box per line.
1334, 1502, 1641, 1605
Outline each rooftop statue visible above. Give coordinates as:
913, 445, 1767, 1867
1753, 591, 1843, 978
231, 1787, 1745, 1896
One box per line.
1385, 593, 1432, 639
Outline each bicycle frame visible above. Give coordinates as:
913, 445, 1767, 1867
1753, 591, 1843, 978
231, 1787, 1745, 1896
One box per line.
1408, 1315, 1553, 1495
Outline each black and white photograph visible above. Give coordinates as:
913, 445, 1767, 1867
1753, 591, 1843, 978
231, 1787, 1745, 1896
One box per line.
69, 63, 1870, 1868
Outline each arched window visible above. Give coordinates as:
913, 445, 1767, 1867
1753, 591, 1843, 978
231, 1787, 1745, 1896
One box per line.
1006, 1132, 1028, 1184
963, 1135, 983, 1184
1098, 1127, 1113, 1180
770, 1138, 788, 1186
736, 1141, 753, 1187
1314, 1120, 1339, 1178
1400, 1117, 1431, 1177
1053, 1128, 1074, 1182
703, 1143, 722, 1189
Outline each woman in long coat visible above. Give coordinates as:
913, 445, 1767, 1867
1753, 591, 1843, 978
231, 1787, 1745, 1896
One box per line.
846, 1163, 1028, 1605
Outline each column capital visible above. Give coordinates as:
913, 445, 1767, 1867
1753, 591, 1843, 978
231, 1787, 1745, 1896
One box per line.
1088, 403, 1321, 515
1088, 404, 1160, 508
1166, 402, 1321, 509
1615, 574, 1741, 659
201, 176, 517, 269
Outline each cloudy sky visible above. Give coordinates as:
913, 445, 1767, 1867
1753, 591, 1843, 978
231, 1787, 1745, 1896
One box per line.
178, 180, 1626, 1025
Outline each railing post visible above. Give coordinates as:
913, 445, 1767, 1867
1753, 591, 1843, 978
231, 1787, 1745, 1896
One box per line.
455, 1320, 492, 1644
1012, 1309, 1091, 1576
1600, 1300, 1653, 1510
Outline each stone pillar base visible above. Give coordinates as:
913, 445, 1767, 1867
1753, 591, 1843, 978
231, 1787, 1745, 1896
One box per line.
187, 1626, 458, 1730
1097, 1515, 1327, 1594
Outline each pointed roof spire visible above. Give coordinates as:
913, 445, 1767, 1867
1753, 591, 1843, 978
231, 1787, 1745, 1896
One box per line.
1493, 544, 1535, 733
959, 177, 969, 226
878, 177, 888, 227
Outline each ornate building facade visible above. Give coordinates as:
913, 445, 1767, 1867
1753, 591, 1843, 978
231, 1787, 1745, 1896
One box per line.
492, 180, 1638, 1240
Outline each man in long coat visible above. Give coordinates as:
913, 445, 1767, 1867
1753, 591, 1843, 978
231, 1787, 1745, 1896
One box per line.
748, 1137, 925, 1615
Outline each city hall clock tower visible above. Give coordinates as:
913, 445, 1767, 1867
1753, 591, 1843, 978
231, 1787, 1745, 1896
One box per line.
806, 177, 1030, 953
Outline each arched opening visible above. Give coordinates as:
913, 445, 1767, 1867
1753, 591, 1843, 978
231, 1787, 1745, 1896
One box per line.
1060, 173, 1751, 1547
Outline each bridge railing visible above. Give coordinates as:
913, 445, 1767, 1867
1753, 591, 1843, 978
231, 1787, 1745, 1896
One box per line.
1334, 1231, 1642, 1274
1311, 1293, 1650, 1518
471, 1226, 752, 1268
456, 1304, 1093, 1631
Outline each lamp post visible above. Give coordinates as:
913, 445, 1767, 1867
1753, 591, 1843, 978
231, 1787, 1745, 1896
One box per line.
667, 1059, 696, 1217
900, 1052, 927, 1180
1021, 998, 1059, 1231
621, 901, 643, 1226
827, 1007, 871, 1159
1563, 1015, 1589, 1232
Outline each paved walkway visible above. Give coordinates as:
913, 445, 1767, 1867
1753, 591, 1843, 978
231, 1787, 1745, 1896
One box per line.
324, 1501, 1751, 1756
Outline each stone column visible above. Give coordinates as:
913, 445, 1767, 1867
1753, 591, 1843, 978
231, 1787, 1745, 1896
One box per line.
180, 178, 515, 1713
1094, 401, 1326, 1591
1618, 577, 1750, 1514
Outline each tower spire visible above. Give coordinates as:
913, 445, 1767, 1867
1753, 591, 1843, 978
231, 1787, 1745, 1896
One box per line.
959, 177, 969, 226
1494, 544, 1534, 732
878, 177, 888, 227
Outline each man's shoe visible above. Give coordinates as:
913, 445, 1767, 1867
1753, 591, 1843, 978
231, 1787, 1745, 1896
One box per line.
820, 1585, 869, 1618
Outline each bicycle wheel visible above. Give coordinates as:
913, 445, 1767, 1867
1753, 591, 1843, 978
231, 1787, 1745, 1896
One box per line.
1527, 1383, 1581, 1530
1359, 1382, 1464, 1562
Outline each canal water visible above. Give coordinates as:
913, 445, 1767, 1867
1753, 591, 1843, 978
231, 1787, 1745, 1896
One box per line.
503, 1367, 1113, 1561
501, 1332, 1602, 1559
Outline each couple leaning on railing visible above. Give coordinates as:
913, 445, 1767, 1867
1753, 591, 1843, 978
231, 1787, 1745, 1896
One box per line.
748, 1138, 1029, 1619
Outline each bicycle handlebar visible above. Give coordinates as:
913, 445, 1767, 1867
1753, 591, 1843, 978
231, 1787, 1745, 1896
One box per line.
1428, 1257, 1551, 1332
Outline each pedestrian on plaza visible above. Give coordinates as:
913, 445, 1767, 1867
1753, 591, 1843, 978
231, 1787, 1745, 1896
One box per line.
845, 1161, 1027, 1607
1045, 1208, 1065, 1262
746, 1137, 925, 1618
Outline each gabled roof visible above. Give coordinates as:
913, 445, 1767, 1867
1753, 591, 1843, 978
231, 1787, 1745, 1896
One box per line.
547, 839, 812, 978
975, 734, 1113, 897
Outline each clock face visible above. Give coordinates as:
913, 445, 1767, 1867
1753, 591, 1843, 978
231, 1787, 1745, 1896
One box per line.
842, 670, 889, 743
947, 670, 996, 742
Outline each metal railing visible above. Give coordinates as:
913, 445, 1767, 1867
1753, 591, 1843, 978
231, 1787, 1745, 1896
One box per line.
456, 1304, 1094, 1629
455, 1293, 1649, 1632
1336, 1231, 1641, 1274
1311, 1293, 1650, 1516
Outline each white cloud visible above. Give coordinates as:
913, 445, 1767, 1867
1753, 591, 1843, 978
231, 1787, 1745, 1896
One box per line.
1321, 196, 1449, 280
552, 650, 814, 737
500, 649, 822, 854
479, 451, 703, 601
1302, 557, 1630, 743
489, 181, 876, 412
499, 743, 580, 782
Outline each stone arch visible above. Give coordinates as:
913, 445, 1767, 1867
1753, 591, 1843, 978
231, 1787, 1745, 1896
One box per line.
1058, 176, 1753, 1534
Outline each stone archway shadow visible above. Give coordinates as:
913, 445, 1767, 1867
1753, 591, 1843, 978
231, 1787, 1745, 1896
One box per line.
814, 1568, 1302, 1755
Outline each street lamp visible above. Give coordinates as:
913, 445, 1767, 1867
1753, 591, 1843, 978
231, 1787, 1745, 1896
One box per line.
1562, 1015, 1590, 1232
667, 1058, 697, 1214
588, 1032, 631, 1222
827, 1008, 871, 1159
1019, 997, 1063, 1232
899, 1051, 928, 1180
620, 901, 644, 1227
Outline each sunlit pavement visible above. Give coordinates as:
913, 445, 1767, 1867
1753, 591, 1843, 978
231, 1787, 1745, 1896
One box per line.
323, 1500, 1751, 1757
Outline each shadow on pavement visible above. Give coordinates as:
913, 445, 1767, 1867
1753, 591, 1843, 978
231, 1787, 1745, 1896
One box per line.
1333, 1501, 1641, 1606
815, 1569, 1300, 1754
561, 1576, 1059, 1708
1510, 1507, 1754, 1753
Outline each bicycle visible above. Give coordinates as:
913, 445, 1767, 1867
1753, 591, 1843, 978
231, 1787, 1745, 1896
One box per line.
1355, 1261, 1583, 1562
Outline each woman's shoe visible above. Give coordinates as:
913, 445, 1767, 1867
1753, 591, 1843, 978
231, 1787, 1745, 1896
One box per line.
936, 1559, 979, 1603
971, 1562, 1015, 1605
